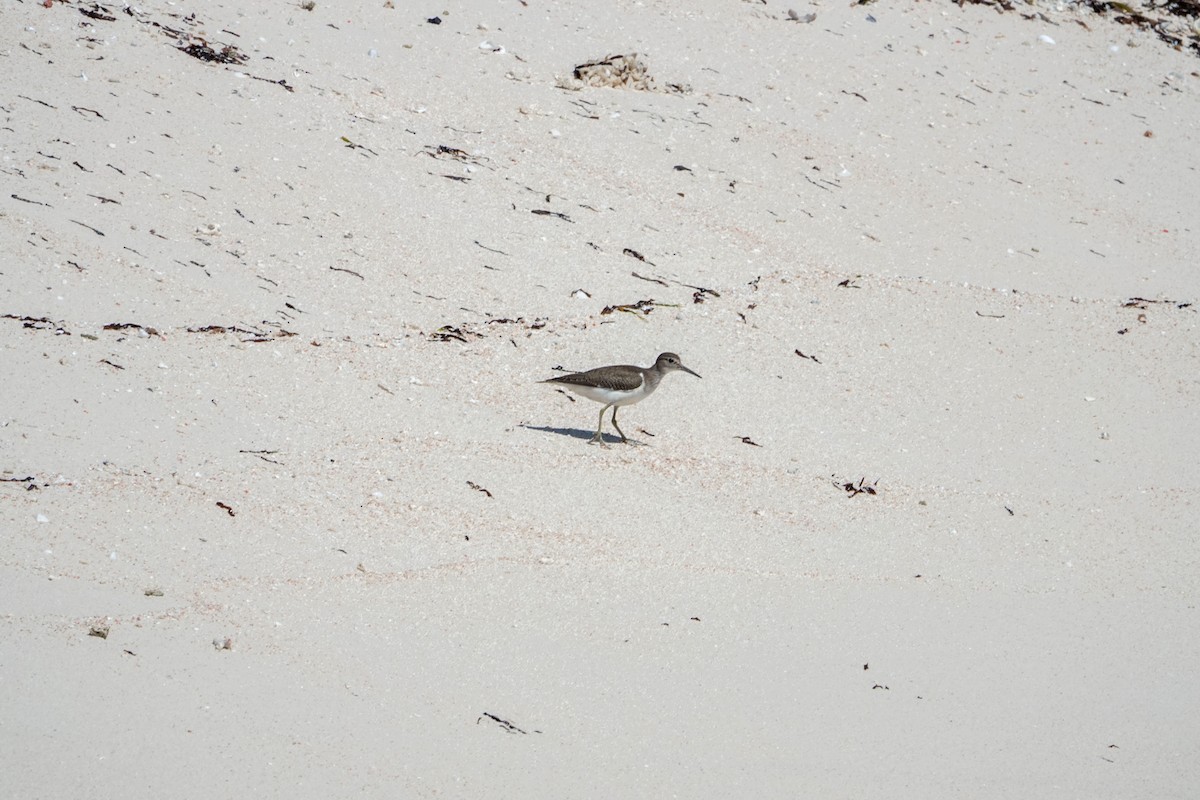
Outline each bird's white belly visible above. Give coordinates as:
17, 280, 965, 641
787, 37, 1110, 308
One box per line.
567, 381, 652, 407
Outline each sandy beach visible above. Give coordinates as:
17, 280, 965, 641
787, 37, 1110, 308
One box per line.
3, 0, 1198, 796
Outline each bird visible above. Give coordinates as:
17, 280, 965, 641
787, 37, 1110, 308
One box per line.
542, 352, 701, 445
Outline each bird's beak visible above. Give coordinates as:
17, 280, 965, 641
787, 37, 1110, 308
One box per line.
681, 365, 701, 379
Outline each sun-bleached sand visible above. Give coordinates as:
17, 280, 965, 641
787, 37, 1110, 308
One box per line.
3, 0, 1198, 796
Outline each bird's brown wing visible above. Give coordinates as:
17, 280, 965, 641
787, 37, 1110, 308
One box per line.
546, 366, 643, 392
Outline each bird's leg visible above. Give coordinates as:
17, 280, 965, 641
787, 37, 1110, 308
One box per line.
611, 406, 628, 443
590, 404, 611, 445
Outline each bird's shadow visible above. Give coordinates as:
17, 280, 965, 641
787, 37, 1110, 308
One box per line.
520, 424, 649, 446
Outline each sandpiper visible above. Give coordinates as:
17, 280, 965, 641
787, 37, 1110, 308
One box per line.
542, 352, 702, 445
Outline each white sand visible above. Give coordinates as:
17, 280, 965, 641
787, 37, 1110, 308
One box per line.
2, 0, 1198, 796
